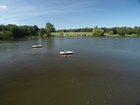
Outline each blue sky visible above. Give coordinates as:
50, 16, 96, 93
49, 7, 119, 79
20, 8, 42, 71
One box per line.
0, 0, 140, 29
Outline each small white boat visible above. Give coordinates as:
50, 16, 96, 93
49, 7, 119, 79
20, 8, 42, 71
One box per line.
60, 50, 74, 55
32, 45, 43, 48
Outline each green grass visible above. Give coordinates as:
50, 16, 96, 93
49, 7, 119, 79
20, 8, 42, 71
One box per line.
51, 32, 140, 37
51, 32, 93, 37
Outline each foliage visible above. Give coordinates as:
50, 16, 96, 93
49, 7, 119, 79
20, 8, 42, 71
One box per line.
38, 28, 46, 37
55, 26, 140, 37
0, 22, 56, 40
109, 31, 114, 35
45, 22, 55, 37
57, 27, 93, 33
51, 32, 92, 37
1, 22, 140, 40
92, 26, 104, 36
0, 31, 13, 40
0, 24, 42, 40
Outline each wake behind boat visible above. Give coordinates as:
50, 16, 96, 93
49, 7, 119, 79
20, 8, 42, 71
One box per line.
59, 50, 74, 55
32, 45, 43, 48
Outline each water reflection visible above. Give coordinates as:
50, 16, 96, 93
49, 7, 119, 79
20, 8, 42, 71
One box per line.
46, 37, 54, 50
60, 54, 73, 57
137, 102, 140, 105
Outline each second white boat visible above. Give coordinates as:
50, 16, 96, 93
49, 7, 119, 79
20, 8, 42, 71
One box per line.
59, 50, 74, 55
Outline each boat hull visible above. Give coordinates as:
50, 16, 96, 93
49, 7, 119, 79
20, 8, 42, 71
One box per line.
59, 51, 73, 55
32, 45, 43, 48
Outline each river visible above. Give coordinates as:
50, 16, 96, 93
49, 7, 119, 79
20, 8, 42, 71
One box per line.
0, 37, 140, 105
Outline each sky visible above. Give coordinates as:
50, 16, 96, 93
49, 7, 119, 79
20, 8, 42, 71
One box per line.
0, 0, 140, 29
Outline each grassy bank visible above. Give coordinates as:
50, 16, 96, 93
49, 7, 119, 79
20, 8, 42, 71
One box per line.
51, 32, 93, 37
51, 32, 139, 37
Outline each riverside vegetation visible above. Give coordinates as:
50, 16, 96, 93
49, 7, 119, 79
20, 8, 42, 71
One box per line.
1, 22, 140, 40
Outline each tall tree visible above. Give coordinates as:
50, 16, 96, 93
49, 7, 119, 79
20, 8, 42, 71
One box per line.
45, 22, 55, 37
39, 28, 46, 36
92, 26, 104, 36
6, 24, 19, 37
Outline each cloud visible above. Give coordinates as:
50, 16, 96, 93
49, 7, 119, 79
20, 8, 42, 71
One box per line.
0, 5, 7, 10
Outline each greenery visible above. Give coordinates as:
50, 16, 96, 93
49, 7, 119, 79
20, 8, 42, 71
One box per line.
0, 22, 55, 40
51, 32, 92, 37
92, 26, 104, 36
54, 26, 140, 37
1, 22, 140, 40
45, 22, 55, 37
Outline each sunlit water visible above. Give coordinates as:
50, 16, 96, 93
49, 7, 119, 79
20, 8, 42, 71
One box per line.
0, 37, 140, 105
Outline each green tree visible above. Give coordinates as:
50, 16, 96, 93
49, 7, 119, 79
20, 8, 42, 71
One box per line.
116, 27, 124, 36
0, 31, 12, 40
39, 28, 46, 37
92, 26, 104, 36
45, 22, 55, 37
109, 30, 114, 35
0, 32, 4, 39
33, 25, 39, 36
133, 26, 140, 35
112, 27, 117, 34
0, 24, 4, 31
6, 24, 19, 37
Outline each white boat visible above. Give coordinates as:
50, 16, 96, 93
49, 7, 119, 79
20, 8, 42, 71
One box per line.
32, 45, 43, 48
60, 50, 74, 55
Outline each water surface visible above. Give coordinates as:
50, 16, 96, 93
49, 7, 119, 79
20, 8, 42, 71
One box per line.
0, 37, 140, 105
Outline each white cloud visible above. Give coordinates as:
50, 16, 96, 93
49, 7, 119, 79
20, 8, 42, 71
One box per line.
0, 5, 7, 10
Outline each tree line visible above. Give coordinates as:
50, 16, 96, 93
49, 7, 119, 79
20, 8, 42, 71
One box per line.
0, 22, 55, 40
57, 27, 93, 32
57, 26, 140, 36
1, 22, 140, 40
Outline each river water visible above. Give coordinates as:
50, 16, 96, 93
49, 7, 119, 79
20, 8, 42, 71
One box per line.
0, 37, 140, 105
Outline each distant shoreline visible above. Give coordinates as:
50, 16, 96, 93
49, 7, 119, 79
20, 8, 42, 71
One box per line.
51, 32, 139, 37
0, 33, 139, 40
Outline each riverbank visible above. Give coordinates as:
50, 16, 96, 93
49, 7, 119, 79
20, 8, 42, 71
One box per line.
51, 32, 139, 37
0, 32, 139, 41
51, 32, 92, 37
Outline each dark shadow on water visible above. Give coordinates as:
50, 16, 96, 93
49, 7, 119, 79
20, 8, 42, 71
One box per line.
137, 101, 140, 105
